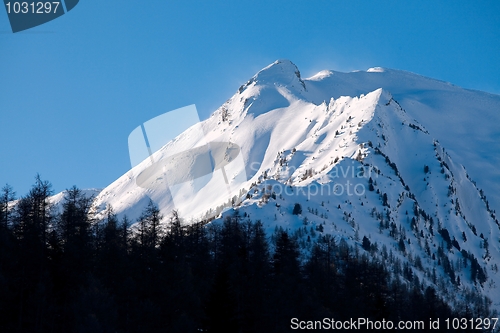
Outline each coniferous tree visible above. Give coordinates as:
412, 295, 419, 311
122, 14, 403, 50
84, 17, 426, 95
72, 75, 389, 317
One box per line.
270, 229, 311, 331
13, 175, 54, 247
0, 184, 15, 229
10, 175, 55, 332
58, 186, 95, 249
96, 205, 129, 292
398, 237, 406, 253
135, 199, 163, 253
241, 220, 272, 331
292, 203, 302, 215
0, 186, 17, 333
368, 177, 374, 191
51, 186, 96, 331
205, 215, 243, 332
0, 173, 493, 332
382, 192, 389, 207
273, 229, 300, 277
362, 235, 371, 251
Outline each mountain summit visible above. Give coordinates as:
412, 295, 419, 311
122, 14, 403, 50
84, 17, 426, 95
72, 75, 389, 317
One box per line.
85, 60, 500, 313
249, 59, 305, 88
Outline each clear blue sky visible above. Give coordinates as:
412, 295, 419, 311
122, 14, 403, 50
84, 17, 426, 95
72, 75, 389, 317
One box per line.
1, 0, 499, 196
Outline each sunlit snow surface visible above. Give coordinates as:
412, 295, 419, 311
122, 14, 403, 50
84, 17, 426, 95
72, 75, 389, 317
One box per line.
50, 60, 500, 313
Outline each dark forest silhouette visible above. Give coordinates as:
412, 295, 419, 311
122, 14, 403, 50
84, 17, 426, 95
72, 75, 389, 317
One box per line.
0, 176, 486, 332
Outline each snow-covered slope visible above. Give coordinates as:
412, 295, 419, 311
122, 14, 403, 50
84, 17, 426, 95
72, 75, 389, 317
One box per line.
304, 66, 500, 216
86, 59, 500, 313
49, 188, 102, 215
91, 59, 500, 221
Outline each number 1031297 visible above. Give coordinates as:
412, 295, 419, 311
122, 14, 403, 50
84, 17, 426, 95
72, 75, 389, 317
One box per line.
445, 318, 498, 330
5, 2, 60, 14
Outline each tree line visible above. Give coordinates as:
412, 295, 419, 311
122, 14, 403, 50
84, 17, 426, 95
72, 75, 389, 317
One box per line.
0, 176, 483, 332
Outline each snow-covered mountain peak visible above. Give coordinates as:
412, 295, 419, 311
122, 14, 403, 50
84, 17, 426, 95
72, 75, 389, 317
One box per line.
254, 59, 303, 84
367, 66, 385, 73
8, 59, 500, 317
306, 69, 334, 81
50, 59, 500, 312
89, 60, 500, 226
237, 59, 306, 99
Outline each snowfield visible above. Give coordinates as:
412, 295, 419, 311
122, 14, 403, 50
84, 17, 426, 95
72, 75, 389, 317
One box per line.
49, 59, 500, 314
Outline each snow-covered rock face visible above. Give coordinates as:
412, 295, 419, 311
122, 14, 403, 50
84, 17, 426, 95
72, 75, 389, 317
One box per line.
253, 59, 304, 86
303, 66, 500, 217
88, 58, 500, 226
86, 60, 500, 312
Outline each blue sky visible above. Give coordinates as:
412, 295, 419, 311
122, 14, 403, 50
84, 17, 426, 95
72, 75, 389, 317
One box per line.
1, 0, 499, 196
